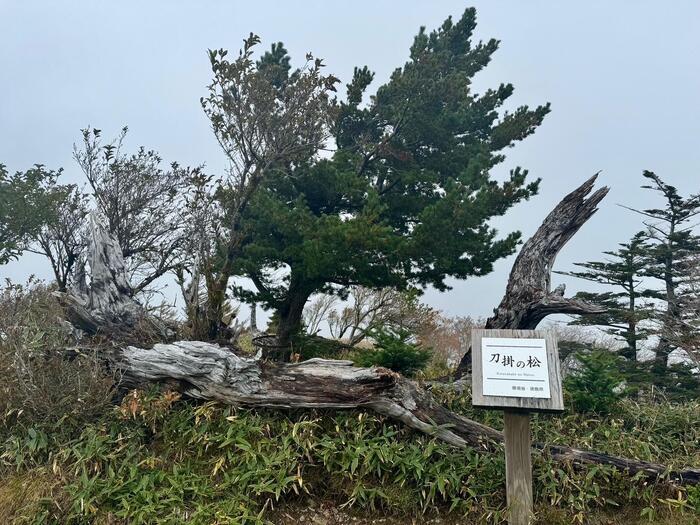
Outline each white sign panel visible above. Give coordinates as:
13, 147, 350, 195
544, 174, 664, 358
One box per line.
481, 337, 550, 399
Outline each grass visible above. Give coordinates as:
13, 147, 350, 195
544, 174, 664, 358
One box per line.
0, 386, 697, 524
0, 468, 69, 524
0, 282, 698, 523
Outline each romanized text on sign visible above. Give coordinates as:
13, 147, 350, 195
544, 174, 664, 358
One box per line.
481, 337, 551, 399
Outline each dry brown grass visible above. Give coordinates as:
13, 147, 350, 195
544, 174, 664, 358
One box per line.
0, 279, 115, 427
0, 468, 70, 524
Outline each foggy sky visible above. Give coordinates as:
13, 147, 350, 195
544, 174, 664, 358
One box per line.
1, 1, 699, 321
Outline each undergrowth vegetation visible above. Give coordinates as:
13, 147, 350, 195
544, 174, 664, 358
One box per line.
0, 282, 698, 524
0, 386, 698, 524
0, 279, 115, 427
351, 328, 431, 377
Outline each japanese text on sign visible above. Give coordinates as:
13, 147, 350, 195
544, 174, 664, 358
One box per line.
481, 337, 551, 399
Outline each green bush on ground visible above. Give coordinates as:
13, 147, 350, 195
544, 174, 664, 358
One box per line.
351, 328, 431, 377
564, 349, 624, 415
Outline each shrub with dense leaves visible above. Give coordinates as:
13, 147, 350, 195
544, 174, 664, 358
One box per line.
564, 349, 623, 415
352, 328, 431, 377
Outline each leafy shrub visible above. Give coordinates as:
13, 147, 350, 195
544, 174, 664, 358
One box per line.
352, 328, 430, 377
564, 350, 623, 415
49, 393, 507, 524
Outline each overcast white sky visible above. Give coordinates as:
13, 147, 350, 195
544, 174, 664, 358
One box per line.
1, 1, 699, 321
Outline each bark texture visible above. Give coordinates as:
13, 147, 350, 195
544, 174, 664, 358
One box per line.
54, 211, 171, 338
117, 340, 700, 485
455, 175, 610, 376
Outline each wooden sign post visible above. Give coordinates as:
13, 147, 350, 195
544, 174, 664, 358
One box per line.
471, 329, 564, 525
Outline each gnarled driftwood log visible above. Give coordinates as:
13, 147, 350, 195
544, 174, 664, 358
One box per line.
118, 340, 700, 484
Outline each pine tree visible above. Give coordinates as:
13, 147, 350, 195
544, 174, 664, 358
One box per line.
232, 8, 550, 346
626, 171, 700, 372
557, 232, 655, 359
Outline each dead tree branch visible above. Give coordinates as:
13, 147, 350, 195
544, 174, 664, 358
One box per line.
455, 175, 610, 376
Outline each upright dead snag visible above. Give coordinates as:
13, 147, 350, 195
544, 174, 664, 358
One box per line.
455, 175, 609, 376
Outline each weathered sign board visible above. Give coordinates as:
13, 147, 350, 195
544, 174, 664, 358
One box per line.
471, 329, 564, 525
472, 329, 564, 412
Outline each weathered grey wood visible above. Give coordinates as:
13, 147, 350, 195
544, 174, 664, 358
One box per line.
504, 411, 533, 525
84, 212, 140, 323
456, 176, 609, 377
54, 211, 172, 338
113, 340, 700, 485
471, 329, 564, 412
54, 291, 102, 334
119, 341, 500, 448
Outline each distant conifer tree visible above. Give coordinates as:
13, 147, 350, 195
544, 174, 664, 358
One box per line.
625, 171, 700, 372
557, 232, 656, 360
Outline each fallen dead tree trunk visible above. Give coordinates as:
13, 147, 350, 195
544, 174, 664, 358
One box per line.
117, 340, 700, 485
